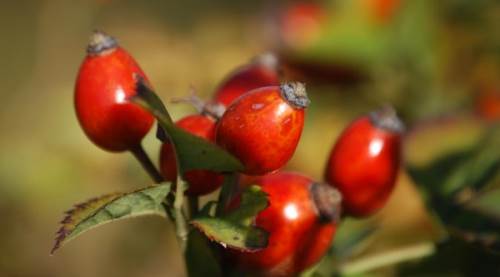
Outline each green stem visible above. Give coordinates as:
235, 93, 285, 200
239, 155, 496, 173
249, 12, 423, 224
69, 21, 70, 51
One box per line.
188, 196, 199, 217
174, 176, 189, 252
216, 173, 239, 216
130, 143, 164, 184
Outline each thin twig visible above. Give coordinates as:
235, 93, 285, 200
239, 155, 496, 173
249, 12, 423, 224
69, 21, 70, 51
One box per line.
129, 143, 164, 184
188, 196, 199, 218
174, 176, 189, 252
216, 173, 240, 216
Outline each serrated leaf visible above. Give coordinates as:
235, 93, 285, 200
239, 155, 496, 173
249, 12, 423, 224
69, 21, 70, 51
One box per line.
191, 185, 269, 251
131, 79, 244, 174
51, 183, 170, 254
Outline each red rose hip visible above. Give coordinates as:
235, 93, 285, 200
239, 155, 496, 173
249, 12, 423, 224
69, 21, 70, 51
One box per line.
365, 0, 401, 23
325, 107, 404, 217
160, 114, 223, 196
279, 2, 327, 49
216, 82, 309, 175
213, 53, 281, 108
229, 172, 341, 276
475, 88, 500, 121
75, 31, 154, 152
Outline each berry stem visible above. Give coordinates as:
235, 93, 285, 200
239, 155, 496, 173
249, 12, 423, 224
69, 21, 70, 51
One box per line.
188, 196, 199, 217
131, 143, 176, 220
171, 91, 226, 120
216, 172, 240, 216
129, 143, 164, 184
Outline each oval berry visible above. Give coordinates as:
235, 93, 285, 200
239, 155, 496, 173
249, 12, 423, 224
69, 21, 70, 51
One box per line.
475, 88, 500, 121
325, 107, 404, 217
75, 31, 154, 152
229, 172, 341, 276
216, 82, 309, 175
279, 2, 327, 49
159, 114, 223, 196
365, 0, 401, 23
213, 53, 280, 108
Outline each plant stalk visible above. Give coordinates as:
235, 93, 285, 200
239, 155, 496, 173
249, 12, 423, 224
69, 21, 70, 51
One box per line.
130, 143, 164, 184
216, 173, 239, 216
174, 176, 189, 252
188, 196, 199, 217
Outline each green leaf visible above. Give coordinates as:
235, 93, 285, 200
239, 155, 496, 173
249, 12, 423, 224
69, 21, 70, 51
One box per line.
199, 201, 218, 217
164, 125, 243, 173
331, 219, 377, 259
468, 189, 500, 219
191, 218, 268, 251
191, 185, 269, 251
408, 126, 500, 198
398, 238, 499, 276
51, 183, 170, 254
224, 185, 268, 225
185, 230, 222, 277
440, 138, 500, 196
407, 128, 500, 252
407, 149, 475, 197
131, 78, 244, 175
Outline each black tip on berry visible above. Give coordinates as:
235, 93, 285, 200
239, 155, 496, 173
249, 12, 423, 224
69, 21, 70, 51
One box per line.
280, 82, 310, 109
310, 182, 342, 223
87, 30, 118, 55
253, 52, 279, 70
369, 105, 405, 134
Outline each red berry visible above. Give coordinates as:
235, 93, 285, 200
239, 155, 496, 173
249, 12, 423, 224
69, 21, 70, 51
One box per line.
365, 0, 401, 23
475, 88, 500, 121
160, 114, 224, 196
229, 172, 341, 276
216, 82, 309, 175
325, 107, 404, 217
213, 53, 280, 108
279, 2, 327, 49
75, 31, 154, 152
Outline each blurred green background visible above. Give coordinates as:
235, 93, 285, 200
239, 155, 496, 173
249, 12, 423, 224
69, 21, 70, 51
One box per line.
0, 0, 498, 276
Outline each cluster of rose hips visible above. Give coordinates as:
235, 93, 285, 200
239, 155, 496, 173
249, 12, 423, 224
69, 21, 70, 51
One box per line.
74, 31, 404, 276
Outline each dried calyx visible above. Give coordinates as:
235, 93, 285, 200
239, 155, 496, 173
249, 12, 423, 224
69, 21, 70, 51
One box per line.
171, 87, 226, 120
280, 82, 310, 109
310, 182, 342, 223
87, 30, 118, 55
369, 105, 405, 133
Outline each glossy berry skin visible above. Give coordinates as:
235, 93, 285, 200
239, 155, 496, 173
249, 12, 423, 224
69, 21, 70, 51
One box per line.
325, 108, 404, 217
216, 83, 309, 175
229, 172, 340, 276
160, 115, 224, 196
213, 54, 280, 108
75, 31, 154, 152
